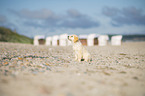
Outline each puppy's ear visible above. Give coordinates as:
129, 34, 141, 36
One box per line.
73, 36, 78, 43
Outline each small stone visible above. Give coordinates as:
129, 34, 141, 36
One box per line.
45, 63, 51, 66
132, 76, 138, 80
46, 66, 51, 71
115, 60, 119, 63
119, 53, 127, 55
37, 65, 42, 68
18, 57, 23, 60
119, 71, 127, 74
3, 62, 9, 66
103, 71, 111, 76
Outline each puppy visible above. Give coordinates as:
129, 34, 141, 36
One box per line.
68, 35, 92, 62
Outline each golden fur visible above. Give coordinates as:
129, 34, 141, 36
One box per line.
73, 35, 79, 43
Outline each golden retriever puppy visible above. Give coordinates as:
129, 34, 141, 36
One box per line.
68, 35, 92, 62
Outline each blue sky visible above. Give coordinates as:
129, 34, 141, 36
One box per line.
0, 0, 145, 37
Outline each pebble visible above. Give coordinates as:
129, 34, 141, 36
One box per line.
132, 76, 139, 80
46, 66, 51, 71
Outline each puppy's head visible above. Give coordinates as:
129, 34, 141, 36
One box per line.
68, 35, 79, 43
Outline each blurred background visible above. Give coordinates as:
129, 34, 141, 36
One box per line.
0, 0, 145, 44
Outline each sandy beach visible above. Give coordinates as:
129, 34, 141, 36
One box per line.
0, 42, 145, 96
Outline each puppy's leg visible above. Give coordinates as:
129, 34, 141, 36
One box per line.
74, 51, 78, 61
84, 57, 88, 62
74, 54, 78, 61
84, 55, 88, 62
77, 51, 82, 62
84, 54, 91, 62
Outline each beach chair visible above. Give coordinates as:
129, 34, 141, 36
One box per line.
98, 35, 109, 46
111, 35, 123, 46
45, 37, 52, 46
34, 35, 45, 46
79, 34, 88, 46
87, 34, 99, 46
59, 34, 68, 46
52, 35, 59, 46
34, 36, 39, 46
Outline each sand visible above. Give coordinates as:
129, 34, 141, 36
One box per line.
0, 42, 145, 96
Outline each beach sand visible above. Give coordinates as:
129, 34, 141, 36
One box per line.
0, 42, 145, 96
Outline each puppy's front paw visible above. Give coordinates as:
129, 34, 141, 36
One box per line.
78, 59, 81, 62
74, 57, 78, 61
74, 59, 77, 61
